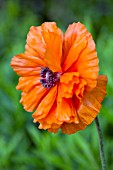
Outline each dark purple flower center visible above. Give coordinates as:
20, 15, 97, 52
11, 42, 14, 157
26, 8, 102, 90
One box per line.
40, 67, 61, 89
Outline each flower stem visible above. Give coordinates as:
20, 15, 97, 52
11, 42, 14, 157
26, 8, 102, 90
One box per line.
95, 116, 106, 170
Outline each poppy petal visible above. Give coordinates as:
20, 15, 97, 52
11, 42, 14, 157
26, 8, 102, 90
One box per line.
41, 22, 63, 34
56, 98, 79, 123
57, 85, 79, 123
63, 35, 87, 71
61, 121, 86, 135
37, 103, 62, 130
63, 22, 99, 90
60, 75, 107, 134
20, 85, 48, 112
78, 75, 107, 125
48, 127, 59, 133
41, 22, 63, 72
25, 26, 46, 59
10, 53, 46, 76
63, 22, 89, 58
75, 36, 99, 91
60, 72, 79, 98
32, 85, 57, 120
16, 76, 41, 93
74, 78, 87, 100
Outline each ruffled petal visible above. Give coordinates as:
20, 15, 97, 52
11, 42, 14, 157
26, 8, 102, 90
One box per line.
25, 22, 63, 71
61, 122, 86, 135
10, 53, 46, 76
74, 78, 87, 100
41, 22, 63, 72
25, 26, 46, 59
63, 22, 89, 58
60, 72, 79, 98
63, 22, 99, 90
57, 85, 79, 123
20, 85, 48, 112
78, 75, 107, 125
57, 98, 79, 123
74, 36, 99, 91
41, 22, 63, 34
48, 127, 59, 133
63, 35, 87, 71
60, 75, 107, 135
32, 85, 57, 121
38, 103, 62, 130
16, 76, 41, 93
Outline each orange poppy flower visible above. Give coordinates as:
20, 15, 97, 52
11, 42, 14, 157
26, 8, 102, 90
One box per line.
10, 22, 107, 134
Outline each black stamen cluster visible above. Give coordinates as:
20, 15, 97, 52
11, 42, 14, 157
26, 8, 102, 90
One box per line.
40, 67, 60, 89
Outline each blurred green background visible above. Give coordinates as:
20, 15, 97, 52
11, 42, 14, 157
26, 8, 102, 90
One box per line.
0, 0, 113, 169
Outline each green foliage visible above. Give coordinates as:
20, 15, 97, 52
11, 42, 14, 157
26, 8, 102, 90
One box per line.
0, 0, 113, 170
